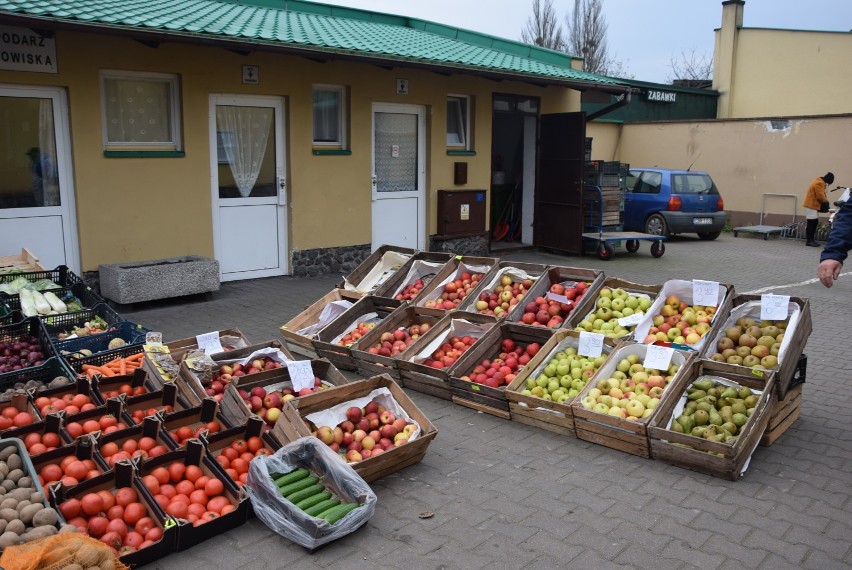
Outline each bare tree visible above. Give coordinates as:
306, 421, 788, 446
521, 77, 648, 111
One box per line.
520, 0, 564, 50
668, 49, 713, 87
564, 0, 628, 77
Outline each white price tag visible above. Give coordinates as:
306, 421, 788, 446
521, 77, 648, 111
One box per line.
692, 280, 720, 307
760, 294, 789, 321
578, 332, 605, 358
617, 312, 645, 327
145, 331, 163, 346
546, 292, 571, 305
196, 332, 224, 355
643, 345, 675, 371
287, 360, 315, 392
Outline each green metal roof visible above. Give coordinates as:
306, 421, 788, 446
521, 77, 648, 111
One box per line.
0, 0, 629, 91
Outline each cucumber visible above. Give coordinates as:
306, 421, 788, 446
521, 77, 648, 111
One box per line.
277, 476, 319, 496
273, 468, 310, 487
285, 483, 325, 504
296, 491, 332, 511
319, 502, 360, 524
305, 499, 340, 517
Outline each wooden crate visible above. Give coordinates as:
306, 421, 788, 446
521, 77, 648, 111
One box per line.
413, 255, 499, 311
339, 244, 416, 293
506, 265, 605, 331
0, 247, 46, 272
648, 359, 777, 480
505, 330, 621, 437
372, 251, 453, 301
396, 311, 497, 399
571, 343, 694, 458
312, 296, 402, 371
143, 327, 250, 389
349, 305, 445, 381
455, 261, 549, 319
271, 374, 438, 482
760, 383, 802, 447
280, 288, 363, 358
449, 322, 554, 417
565, 277, 663, 332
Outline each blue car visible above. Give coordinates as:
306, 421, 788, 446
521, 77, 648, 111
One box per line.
623, 169, 726, 240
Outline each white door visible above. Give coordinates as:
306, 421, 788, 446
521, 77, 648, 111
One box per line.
210, 95, 288, 281
371, 103, 426, 251
0, 85, 79, 271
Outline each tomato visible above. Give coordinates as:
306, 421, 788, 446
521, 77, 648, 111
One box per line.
148, 445, 168, 458
206, 496, 229, 514
145, 527, 163, 542
88, 515, 109, 538
159, 484, 176, 499
98, 490, 116, 511
41, 463, 63, 483
23, 433, 41, 448
246, 436, 263, 453
42, 432, 61, 448
62, 393, 75, 404
68, 516, 88, 531
221, 448, 239, 461
230, 458, 248, 475
14, 412, 34, 427
240, 452, 255, 464
255, 448, 271, 457
184, 465, 202, 483
224, 468, 239, 481
115, 487, 138, 508
138, 437, 156, 452
59, 475, 78, 487
119, 384, 134, 396
107, 505, 125, 521
172, 494, 191, 505
204, 421, 220, 434
153, 494, 169, 511
194, 475, 210, 491
121, 439, 137, 454
167, 463, 186, 483
133, 386, 146, 396
99, 441, 119, 457
34, 396, 51, 409
142, 475, 160, 494
64, 405, 80, 415
151, 467, 170, 485
135, 517, 155, 535
81, 403, 97, 412
176, 426, 194, 442
83, 459, 96, 470
65, 460, 88, 481
165, 501, 188, 519
202, 511, 220, 522
175, 480, 195, 497
189, 490, 208, 505
101, 530, 123, 550
106, 517, 128, 538
124, 531, 145, 548
124, 502, 147, 526
86, 469, 100, 480
59, 498, 81, 519
132, 450, 147, 459
71, 394, 90, 408
187, 514, 199, 524
204, 478, 225, 497
82, 420, 101, 434
215, 455, 230, 469
230, 440, 247, 453
81, 492, 105, 516
29, 443, 48, 455
238, 473, 248, 486
220, 504, 237, 515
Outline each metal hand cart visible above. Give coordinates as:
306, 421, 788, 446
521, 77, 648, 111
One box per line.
581, 184, 666, 260
733, 193, 797, 240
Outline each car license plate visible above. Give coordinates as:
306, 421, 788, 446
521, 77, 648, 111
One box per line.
694, 217, 712, 225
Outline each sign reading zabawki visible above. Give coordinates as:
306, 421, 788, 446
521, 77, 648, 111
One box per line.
0, 25, 57, 73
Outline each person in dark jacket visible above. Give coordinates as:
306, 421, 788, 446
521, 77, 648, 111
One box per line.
818, 200, 852, 287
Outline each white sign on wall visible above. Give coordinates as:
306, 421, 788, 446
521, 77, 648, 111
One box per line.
0, 26, 57, 73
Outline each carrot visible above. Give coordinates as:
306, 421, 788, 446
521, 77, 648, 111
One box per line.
81, 364, 100, 372
120, 359, 127, 375
97, 365, 116, 377
125, 353, 145, 364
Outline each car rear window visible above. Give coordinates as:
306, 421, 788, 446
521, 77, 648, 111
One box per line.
672, 174, 718, 195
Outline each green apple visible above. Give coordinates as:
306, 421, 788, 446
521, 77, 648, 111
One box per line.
625, 296, 640, 310
525, 377, 536, 390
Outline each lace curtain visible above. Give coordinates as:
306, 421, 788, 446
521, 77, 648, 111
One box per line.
216, 106, 273, 197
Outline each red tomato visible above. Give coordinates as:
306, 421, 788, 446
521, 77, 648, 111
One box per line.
184, 465, 202, 483
239, 452, 255, 464
159, 484, 176, 499
124, 502, 147, 526
65, 460, 88, 481
34, 396, 51, 409
101, 530, 123, 550
99, 442, 119, 458
82, 420, 101, 434
230, 440, 247, 453
65, 422, 84, 439
63, 405, 80, 415
221, 448, 239, 461
153, 494, 169, 511
107, 505, 125, 521
62, 393, 75, 404
88, 516, 109, 538
254, 448, 271, 457
132, 386, 146, 396
29, 443, 48, 455
23, 433, 41, 448
98, 490, 116, 511
145, 527, 163, 542
119, 384, 134, 396
167, 463, 186, 483
148, 445, 168, 458
42, 432, 61, 448
175, 480, 195, 497
81, 493, 105, 516
142, 475, 160, 494
81, 403, 97, 412
230, 458, 248, 475
206, 496, 229, 514
115, 487, 138, 508
224, 468, 239, 481
59, 475, 79, 487
220, 504, 237, 515
204, 478, 224, 497
86, 469, 100, 480
106, 517, 128, 538
124, 531, 144, 548
171, 494, 191, 505
13, 412, 33, 427
238, 473, 248, 486
204, 421, 220, 434
59, 498, 81, 519
187, 502, 206, 518
121, 439, 138, 454
176, 426, 194, 442
68, 516, 88, 531
138, 437, 156, 452
135, 517, 155, 535
194, 475, 210, 491
215, 455, 230, 469
71, 394, 90, 408
189, 490, 208, 505
165, 501, 188, 519
246, 437, 263, 453
83, 459, 96, 470
40, 464, 63, 483
151, 467, 170, 485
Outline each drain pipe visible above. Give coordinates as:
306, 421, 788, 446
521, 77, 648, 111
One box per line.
585, 92, 632, 122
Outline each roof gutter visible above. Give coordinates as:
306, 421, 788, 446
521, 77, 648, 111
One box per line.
585, 92, 632, 122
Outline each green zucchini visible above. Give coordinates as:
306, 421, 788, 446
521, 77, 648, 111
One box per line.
273, 468, 310, 487
296, 491, 332, 511
285, 483, 325, 504
319, 502, 360, 524
277, 476, 319, 496
304, 499, 340, 517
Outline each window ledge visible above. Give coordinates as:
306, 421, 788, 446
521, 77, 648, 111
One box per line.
312, 149, 352, 156
446, 150, 476, 156
104, 150, 185, 158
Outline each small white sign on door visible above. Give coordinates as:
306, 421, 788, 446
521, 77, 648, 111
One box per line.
391, 145, 400, 158
396, 78, 409, 95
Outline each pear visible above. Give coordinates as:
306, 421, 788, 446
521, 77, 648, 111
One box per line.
738, 386, 754, 399
732, 412, 748, 427
720, 386, 739, 400
709, 407, 723, 427
671, 420, 685, 433
719, 406, 734, 424
688, 389, 707, 401
721, 421, 738, 436
731, 401, 747, 415
693, 409, 709, 426
693, 379, 714, 392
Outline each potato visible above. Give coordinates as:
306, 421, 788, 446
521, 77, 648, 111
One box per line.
0, 508, 19, 522
59, 523, 77, 533
0, 446, 16, 461
5, 519, 24, 536
16, 476, 33, 489
19, 524, 56, 542
63, 565, 84, 570
6, 469, 23, 484
2, 480, 15, 492
0, 486, 6, 495
0, 531, 19, 549
14, 499, 30, 513
29, 491, 45, 504
6, 454, 22, 471
19, 503, 43, 524
9, 489, 30, 502
0, 519, 6, 534
32, 508, 58, 527
0, 498, 17, 511
0, 463, 7, 477
99, 557, 116, 570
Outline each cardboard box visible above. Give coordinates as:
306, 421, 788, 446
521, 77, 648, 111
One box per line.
158, 398, 232, 449
200, 416, 280, 494
2, 409, 73, 454
280, 289, 363, 358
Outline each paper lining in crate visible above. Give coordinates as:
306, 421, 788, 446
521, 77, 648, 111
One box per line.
506, 265, 605, 330
371, 251, 453, 302
395, 312, 497, 400
413, 256, 499, 312
570, 342, 694, 458
280, 288, 363, 358
648, 359, 777, 480
448, 322, 555, 419
271, 374, 438, 482
456, 261, 548, 319
349, 305, 445, 381
312, 296, 402, 371
505, 330, 622, 436
699, 294, 811, 399
566, 277, 662, 341
340, 245, 416, 295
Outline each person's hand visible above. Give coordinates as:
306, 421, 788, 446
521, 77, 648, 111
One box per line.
818, 259, 843, 288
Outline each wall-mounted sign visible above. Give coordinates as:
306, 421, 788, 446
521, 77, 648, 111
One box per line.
396, 78, 409, 95
646, 90, 676, 103
242, 65, 259, 84
0, 26, 57, 73
460, 204, 470, 220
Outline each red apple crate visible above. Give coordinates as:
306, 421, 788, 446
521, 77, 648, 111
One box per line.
93, 415, 176, 468
396, 311, 498, 400
0, 390, 41, 431
218, 358, 350, 428
455, 260, 549, 319
280, 288, 364, 359
564, 276, 663, 333
370, 251, 454, 301
49, 459, 177, 567
571, 343, 695, 459
648, 359, 777, 480
505, 330, 622, 437
699, 294, 812, 399
312, 296, 403, 371
2, 411, 73, 458
29, 375, 103, 415
136, 439, 250, 551
508, 265, 605, 330
200, 415, 280, 493
448, 322, 555, 419
349, 305, 445, 381
31, 434, 110, 489
412, 255, 499, 312
158, 398, 232, 449
336, 244, 416, 293
272, 374, 438, 482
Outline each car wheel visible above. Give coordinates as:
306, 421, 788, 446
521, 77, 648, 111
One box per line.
698, 231, 721, 241
645, 214, 668, 236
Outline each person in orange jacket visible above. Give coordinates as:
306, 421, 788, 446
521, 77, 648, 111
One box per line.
803, 172, 833, 246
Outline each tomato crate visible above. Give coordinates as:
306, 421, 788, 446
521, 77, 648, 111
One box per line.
0, 247, 46, 272
0, 316, 61, 388
2, 412, 73, 460
31, 435, 110, 489
0, 390, 41, 429
338, 244, 416, 294
371, 251, 453, 301
396, 311, 497, 400
38, 302, 123, 344
93, 415, 176, 469
312, 296, 403, 371
456, 261, 548, 319
449, 322, 555, 418
61, 397, 132, 442
350, 305, 445, 381
507, 265, 604, 330
571, 343, 694, 458
505, 330, 622, 437
49, 460, 178, 567
280, 289, 363, 359
158, 398, 232, 449
412, 255, 499, 312
648, 359, 777, 480
92, 367, 157, 403
565, 277, 663, 339
272, 374, 438, 482
760, 380, 803, 447
29, 375, 103, 415
122, 383, 189, 426
200, 416, 280, 492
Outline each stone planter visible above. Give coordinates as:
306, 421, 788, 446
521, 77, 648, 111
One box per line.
99, 256, 220, 305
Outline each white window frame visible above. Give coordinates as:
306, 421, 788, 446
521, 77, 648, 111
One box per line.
99, 70, 182, 150
446, 94, 471, 149
312, 84, 347, 147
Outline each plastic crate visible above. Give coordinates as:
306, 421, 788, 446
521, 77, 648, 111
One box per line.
788, 353, 807, 390
39, 302, 124, 342
65, 343, 144, 375
3, 281, 104, 314
0, 317, 59, 384
0, 265, 83, 297
56, 321, 150, 358
0, 356, 74, 394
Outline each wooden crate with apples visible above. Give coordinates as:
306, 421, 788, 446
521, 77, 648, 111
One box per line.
395, 311, 497, 400
271, 374, 438, 482
371, 251, 454, 302
505, 330, 621, 437
349, 305, 445, 381
507, 265, 604, 330
456, 261, 548, 320
338, 244, 416, 294
648, 359, 777, 480
565, 277, 663, 341
413, 255, 499, 312
449, 322, 555, 419
571, 343, 694, 458
280, 289, 364, 359
312, 296, 402, 371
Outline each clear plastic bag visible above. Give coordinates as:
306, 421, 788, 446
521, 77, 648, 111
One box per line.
245, 436, 377, 550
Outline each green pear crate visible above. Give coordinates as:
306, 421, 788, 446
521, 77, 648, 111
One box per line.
337, 244, 416, 294
506, 265, 605, 330
760, 381, 802, 447
648, 359, 777, 480
312, 296, 403, 372
349, 305, 445, 381
371, 251, 454, 302
505, 329, 621, 437
449, 322, 556, 419
699, 294, 812, 398
396, 311, 498, 400
565, 277, 663, 340
455, 260, 549, 319
413, 255, 499, 311
571, 343, 694, 458
271, 374, 438, 482
280, 288, 363, 359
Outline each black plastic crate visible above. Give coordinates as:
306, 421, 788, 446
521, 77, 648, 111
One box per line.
788, 353, 807, 390
0, 317, 60, 383
4, 281, 104, 315
53, 320, 149, 356
0, 356, 75, 394
39, 302, 124, 343
0, 265, 83, 296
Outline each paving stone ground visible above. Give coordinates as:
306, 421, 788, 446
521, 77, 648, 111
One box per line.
120, 232, 852, 570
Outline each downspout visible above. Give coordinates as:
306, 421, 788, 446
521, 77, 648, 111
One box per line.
584, 92, 631, 122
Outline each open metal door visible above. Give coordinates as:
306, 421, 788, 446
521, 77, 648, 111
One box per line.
534, 112, 586, 253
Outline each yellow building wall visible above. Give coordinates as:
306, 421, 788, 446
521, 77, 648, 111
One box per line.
0, 30, 577, 271
586, 123, 622, 162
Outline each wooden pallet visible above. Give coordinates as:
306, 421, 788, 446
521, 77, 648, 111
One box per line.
760, 384, 802, 446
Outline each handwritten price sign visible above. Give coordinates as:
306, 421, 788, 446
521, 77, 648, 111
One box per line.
643, 345, 675, 371
286, 360, 315, 392
617, 312, 645, 327
196, 331, 224, 355
760, 294, 789, 321
692, 280, 720, 307
578, 332, 605, 358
